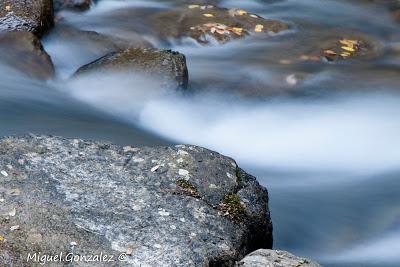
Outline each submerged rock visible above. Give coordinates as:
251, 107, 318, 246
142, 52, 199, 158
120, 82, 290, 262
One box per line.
236, 249, 321, 267
0, 32, 54, 80
151, 5, 288, 45
54, 0, 92, 12
0, 135, 272, 266
75, 48, 188, 90
0, 0, 53, 36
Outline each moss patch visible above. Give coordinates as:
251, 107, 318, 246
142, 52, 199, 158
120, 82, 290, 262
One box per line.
176, 179, 200, 198
219, 194, 246, 223
235, 167, 242, 184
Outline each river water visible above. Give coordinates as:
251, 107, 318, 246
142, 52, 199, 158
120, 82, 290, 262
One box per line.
1, 0, 400, 266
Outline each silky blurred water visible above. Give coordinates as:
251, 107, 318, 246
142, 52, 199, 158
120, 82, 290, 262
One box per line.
1, 0, 400, 266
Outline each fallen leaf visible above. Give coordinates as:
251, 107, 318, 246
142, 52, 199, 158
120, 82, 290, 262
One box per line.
341, 46, 355, 52
279, 59, 292, 64
188, 5, 199, 9
0, 235, 4, 241
231, 27, 243, 35
254, 24, 264, 32
249, 14, 258, 18
340, 39, 358, 47
203, 13, 214, 17
340, 52, 351, 57
5, 5, 11, 11
236, 9, 247, 15
324, 50, 337, 55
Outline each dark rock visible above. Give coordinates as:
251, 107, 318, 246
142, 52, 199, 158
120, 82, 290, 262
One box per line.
0, 0, 53, 37
75, 48, 188, 90
54, 0, 92, 12
51, 25, 152, 53
236, 249, 321, 267
0, 32, 54, 80
150, 5, 289, 45
0, 135, 272, 266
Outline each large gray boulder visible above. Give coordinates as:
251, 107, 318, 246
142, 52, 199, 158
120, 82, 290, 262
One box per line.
236, 249, 321, 267
75, 48, 189, 90
0, 32, 54, 80
0, 0, 53, 37
0, 135, 272, 266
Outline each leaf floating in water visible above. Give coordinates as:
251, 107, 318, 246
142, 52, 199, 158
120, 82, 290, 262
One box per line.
188, 5, 200, 9
203, 13, 214, 17
237, 9, 247, 15
229, 8, 248, 17
324, 50, 337, 56
279, 59, 292, 64
340, 52, 351, 57
231, 27, 243, 35
0, 235, 4, 241
339, 39, 358, 47
254, 24, 264, 32
341, 46, 355, 52
249, 14, 258, 18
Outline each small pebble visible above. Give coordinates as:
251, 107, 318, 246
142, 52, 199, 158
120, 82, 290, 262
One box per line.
151, 165, 160, 172
8, 208, 16, 217
10, 225, 20, 231
126, 247, 134, 256
178, 169, 189, 176
158, 210, 170, 217
177, 150, 189, 156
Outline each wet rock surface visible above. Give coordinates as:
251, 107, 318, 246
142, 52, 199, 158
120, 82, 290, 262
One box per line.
0, 32, 54, 80
151, 5, 289, 45
0, 0, 53, 36
75, 48, 188, 90
236, 249, 321, 267
0, 135, 272, 266
54, 0, 93, 12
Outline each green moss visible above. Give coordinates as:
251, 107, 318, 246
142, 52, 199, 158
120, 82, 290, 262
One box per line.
219, 194, 246, 223
176, 179, 200, 198
235, 168, 242, 184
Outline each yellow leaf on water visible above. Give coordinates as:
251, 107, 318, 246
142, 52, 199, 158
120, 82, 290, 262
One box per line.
231, 27, 243, 35
188, 5, 200, 9
0, 235, 4, 241
341, 46, 355, 52
254, 24, 264, 32
203, 13, 214, 17
340, 39, 358, 46
250, 14, 258, 18
237, 9, 247, 15
340, 52, 351, 57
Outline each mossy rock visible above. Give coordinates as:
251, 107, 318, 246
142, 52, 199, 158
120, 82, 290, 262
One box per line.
75, 48, 188, 90
219, 194, 246, 223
